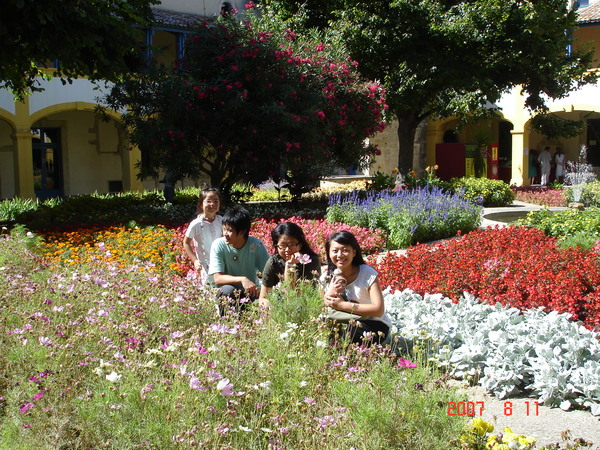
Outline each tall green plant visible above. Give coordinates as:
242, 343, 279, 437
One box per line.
103, 5, 386, 201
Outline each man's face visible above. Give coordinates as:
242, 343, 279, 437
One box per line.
222, 224, 246, 249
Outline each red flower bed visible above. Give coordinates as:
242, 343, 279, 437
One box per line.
512, 186, 568, 207
172, 217, 386, 274
370, 226, 600, 330
250, 216, 386, 261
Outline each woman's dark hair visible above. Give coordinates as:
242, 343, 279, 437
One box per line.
196, 187, 222, 215
271, 222, 317, 258
325, 230, 365, 275
222, 205, 251, 239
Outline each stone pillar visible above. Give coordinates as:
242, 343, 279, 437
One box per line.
14, 128, 35, 199
121, 139, 143, 192
13, 99, 35, 199
510, 130, 526, 186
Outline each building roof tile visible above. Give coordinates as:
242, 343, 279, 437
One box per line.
152, 8, 208, 30
577, 3, 600, 24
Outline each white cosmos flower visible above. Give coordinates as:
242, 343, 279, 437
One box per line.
106, 371, 122, 382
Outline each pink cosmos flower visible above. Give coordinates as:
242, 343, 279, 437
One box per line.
216, 378, 234, 397
39, 337, 52, 347
189, 376, 202, 390
19, 403, 34, 414
304, 397, 316, 405
397, 359, 417, 368
295, 253, 312, 265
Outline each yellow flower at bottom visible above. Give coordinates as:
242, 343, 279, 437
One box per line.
469, 418, 494, 436
500, 427, 536, 449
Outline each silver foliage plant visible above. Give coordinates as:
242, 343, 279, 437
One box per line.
384, 289, 600, 416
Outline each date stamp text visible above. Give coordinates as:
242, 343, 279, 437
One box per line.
447, 401, 540, 417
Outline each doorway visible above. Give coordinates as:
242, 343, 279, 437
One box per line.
32, 127, 63, 199
587, 118, 600, 167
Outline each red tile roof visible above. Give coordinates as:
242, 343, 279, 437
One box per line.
577, 3, 600, 24
152, 8, 208, 30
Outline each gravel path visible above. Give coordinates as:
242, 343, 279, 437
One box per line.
455, 384, 600, 448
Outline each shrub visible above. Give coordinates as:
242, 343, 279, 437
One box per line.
371, 226, 600, 330
385, 289, 600, 414
250, 178, 292, 202
300, 180, 367, 202
572, 180, 600, 207
448, 177, 515, 207
557, 231, 600, 251
326, 187, 481, 248
520, 207, 600, 238
0, 197, 39, 222
11, 191, 196, 230
366, 171, 395, 191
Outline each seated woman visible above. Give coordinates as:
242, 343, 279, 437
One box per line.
323, 230, 392, 344
259, 222, 321, 307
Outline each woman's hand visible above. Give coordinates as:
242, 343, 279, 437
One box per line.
324, 293, 346, 310
287, 252, 301, 265
329, 276, 346, 294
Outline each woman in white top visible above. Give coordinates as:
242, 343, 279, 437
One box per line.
183, 187, 223, 280
323, 230, 392, 344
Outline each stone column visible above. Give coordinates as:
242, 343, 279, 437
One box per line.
14, 128, 35, 199
121, 136, 143, 192
510, 129, 526, 186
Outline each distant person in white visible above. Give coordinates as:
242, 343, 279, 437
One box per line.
538, 146, 552, 186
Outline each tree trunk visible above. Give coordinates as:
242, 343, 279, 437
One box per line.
395, 112, 421, 176
413, 118, 429, 176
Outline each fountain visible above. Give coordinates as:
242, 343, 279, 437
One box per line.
565, 145, 596, 209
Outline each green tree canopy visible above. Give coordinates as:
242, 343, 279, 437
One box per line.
267, 0, 597, 175
103, 9, 386, 200
0, 0, 158, 100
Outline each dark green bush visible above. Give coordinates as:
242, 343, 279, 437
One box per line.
8, 191, 196, 230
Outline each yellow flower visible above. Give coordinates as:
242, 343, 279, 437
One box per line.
469, 418, 494, 436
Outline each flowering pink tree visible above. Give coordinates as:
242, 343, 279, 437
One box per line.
104, 7, 386, 200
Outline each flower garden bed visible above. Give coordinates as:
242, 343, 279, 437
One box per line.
370, 226, 600, 330
3, 183, 600, 446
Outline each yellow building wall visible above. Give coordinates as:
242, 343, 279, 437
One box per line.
574, 26, 600, 68
153, 30, 179, 67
